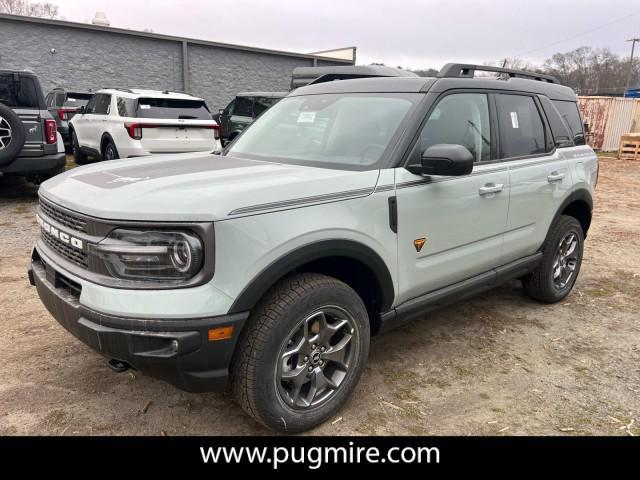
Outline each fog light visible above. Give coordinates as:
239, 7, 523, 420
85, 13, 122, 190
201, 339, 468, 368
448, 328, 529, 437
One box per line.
171, 339, 179, 352
208, 326, 234, 341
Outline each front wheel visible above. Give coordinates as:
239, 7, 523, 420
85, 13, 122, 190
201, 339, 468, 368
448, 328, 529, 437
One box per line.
524, 215, 584, 303
231, 273, 370, 432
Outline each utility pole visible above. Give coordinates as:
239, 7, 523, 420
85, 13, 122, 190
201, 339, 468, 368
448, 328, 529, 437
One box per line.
626, 38, 640, 90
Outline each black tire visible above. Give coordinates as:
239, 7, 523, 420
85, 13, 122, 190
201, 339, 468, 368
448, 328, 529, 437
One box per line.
0, 102, 26, 167
524, 215, 584, 303
102, 139, 119, 161
71, 130, 89, 165
231, 273, 370, 432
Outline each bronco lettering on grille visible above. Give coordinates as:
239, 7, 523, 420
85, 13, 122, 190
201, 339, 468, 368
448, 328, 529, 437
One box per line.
36, 214, 84, 250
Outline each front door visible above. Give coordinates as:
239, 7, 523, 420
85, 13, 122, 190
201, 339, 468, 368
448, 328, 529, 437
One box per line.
395, 92, 510, 304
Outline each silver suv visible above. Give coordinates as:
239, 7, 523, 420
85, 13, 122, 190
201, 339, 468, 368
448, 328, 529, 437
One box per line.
29, 63, 597, 432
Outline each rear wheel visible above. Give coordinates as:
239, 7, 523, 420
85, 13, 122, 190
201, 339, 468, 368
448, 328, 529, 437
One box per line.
102, 139, 119, 161
71, 131, 89, 165
524, 215, 584, 303
231, 273, 370, 432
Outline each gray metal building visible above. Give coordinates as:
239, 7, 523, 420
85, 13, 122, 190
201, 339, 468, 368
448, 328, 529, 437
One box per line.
0, 13, 355, 110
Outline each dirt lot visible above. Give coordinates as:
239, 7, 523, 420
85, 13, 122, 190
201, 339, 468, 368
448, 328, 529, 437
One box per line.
0, 156, 638, 436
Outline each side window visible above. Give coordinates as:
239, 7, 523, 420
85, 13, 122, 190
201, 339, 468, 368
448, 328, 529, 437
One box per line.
55, 93, 65, 107
225, 99, 235, 115
233, 97, 254, 117
93, 94, 111, 115
84, 95, 98, 114
45, 93, 54, 107
553, 100, 585, 146
420, 93, 491, 162
116, 97, 136, 117
496, 94, 546, 158
253, 97, 279, 117
539, 95, 572, 148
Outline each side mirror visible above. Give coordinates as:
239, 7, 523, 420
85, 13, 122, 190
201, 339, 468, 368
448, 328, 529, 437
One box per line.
219, 109, 229, 116
79, 105, 86, 115
407, 144, 474, 176
583, 121, 590, 133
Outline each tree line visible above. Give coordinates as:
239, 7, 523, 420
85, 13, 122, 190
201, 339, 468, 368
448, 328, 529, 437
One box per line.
412, 47, 640, 95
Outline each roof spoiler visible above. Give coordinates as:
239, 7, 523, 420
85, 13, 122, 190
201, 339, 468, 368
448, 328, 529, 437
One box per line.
291, 65, 417, 89
437, 63, 559, 84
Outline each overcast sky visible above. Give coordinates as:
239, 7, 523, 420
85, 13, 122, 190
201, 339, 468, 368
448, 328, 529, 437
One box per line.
49, 0, 640, 69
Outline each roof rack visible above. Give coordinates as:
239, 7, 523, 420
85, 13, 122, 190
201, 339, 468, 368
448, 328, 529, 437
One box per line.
437, 63, 559, 84
102, 87, 134, 93
161, 89, 193, 96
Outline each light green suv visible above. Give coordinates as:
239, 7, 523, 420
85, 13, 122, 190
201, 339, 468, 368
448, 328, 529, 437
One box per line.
29, 63, 597, 432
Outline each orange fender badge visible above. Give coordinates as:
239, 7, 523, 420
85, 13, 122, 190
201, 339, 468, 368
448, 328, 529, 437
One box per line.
414, 237, 426, 252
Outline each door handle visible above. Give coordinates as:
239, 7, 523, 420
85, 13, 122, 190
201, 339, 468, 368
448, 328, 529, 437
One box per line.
478, 183, 504, 196
547, 172, 565, 182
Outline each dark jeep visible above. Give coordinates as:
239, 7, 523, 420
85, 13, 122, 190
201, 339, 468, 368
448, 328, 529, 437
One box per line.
0, 70, 65, 183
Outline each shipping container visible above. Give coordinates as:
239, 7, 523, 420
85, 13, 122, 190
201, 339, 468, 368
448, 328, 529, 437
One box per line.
578, 96, 612, 150
577, 96, 640, 151
602, 98, 640, 151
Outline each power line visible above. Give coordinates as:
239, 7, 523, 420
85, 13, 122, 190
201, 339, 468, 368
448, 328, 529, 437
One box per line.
512, 9, 640, 59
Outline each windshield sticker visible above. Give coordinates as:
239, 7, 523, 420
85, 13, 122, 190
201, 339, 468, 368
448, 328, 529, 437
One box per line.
297, 111, 316, 123
140, 104, 151, 109
510, 111, 519, 129
67, 98, 76, 102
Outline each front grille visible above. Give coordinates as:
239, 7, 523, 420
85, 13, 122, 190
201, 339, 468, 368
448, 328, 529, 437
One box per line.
41, 232, 88, 269
39, 198, 87, 233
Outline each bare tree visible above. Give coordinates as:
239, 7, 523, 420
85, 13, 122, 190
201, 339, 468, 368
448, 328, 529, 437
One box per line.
0, 0, 59, 19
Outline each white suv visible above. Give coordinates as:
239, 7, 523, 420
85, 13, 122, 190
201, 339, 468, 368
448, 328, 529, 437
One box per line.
69, 88, 221, 163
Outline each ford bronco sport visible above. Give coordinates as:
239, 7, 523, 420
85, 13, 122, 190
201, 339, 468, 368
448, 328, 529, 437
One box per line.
29, 64, 597, 432
0, 70, 65, 182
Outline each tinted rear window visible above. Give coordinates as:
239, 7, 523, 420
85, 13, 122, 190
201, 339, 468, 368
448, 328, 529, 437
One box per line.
553, 100, 585, 145
63, 92, 92, 108
0, 74, 40, 108
136, 98, 211, 120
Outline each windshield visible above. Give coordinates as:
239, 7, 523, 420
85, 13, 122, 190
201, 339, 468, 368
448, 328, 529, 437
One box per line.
227, 93, 419, 170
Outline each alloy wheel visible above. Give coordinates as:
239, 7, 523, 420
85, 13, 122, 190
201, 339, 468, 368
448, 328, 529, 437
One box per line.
276, 306, 358, 409
0, 116, 12, 150
552, 232, 579, 289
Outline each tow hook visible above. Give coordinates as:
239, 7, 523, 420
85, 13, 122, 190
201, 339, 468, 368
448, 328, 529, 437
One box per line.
107, 359, 131, 373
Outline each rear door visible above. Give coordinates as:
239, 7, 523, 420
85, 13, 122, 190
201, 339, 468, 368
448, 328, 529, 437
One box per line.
395, 91, 510, 303
135, 97, 216, 153
0, 73, 45, 158
499, 93, 572, 262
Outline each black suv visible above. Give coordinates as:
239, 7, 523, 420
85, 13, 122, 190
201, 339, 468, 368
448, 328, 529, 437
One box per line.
0, 70, 65, 182
45, 87, 93, 153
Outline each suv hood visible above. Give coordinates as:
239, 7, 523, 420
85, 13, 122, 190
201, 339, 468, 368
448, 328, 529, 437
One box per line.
41, 153, 380, 222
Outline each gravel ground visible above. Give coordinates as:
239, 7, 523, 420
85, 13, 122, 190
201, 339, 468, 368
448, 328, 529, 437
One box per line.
0, 156, 638, 436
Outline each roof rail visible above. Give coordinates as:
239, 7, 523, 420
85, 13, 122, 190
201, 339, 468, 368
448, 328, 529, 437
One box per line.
161, 89, 194, 96
102, 87, 134, 93
437, 63, 559, 84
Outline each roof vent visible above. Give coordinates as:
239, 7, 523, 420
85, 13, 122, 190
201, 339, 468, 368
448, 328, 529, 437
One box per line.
91, 12, 110, 27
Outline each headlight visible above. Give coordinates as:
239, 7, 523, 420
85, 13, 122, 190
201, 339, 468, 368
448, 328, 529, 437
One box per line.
92, 229, 203, 281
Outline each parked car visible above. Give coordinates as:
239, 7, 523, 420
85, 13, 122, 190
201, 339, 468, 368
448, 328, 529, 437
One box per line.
0, 70, 65, 183
215, 92, 287, 144
69, 88, 221, 163
29, 63, 597, 433
215, 67, 417, 145
45, 87, 93, 153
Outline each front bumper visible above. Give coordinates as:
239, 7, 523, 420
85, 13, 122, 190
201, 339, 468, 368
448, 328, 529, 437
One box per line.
28, 252, 249, 392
